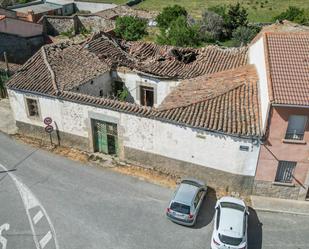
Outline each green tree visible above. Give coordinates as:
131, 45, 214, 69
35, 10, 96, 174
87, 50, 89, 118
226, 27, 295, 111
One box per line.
155, 5, 187, 30
274, 6, 308, 24
157, 16, 201, 47
115, 16, 148, 41
225, 3, 248, 37
232, 25, 260, 46
201, 10, 225, 41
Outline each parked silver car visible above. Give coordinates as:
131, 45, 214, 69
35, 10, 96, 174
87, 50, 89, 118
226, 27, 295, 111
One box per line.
211, 196, 249, 249
166, 179, 207, 226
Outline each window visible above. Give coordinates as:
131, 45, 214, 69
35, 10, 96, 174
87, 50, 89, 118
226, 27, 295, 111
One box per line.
140, 86, 154, 107
26, 98, 39, 118
285, 115, 307, 140
275, 161, 296, 183
194, 190, 203, 208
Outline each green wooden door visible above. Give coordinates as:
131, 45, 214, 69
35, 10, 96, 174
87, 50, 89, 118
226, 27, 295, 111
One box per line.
93, 120, 118, 155
94, 120, 108, 154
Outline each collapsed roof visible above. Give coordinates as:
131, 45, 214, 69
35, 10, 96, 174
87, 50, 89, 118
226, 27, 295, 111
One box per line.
7, 33, 260, 138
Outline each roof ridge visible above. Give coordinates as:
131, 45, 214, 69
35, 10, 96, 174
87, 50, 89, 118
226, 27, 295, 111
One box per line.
41, 46, 59, 95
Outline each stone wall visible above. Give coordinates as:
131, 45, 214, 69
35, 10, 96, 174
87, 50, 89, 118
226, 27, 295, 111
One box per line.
0, 33, 45, 63
43, 16, 76, 36
42, 15, 114, 36
253, 180, 301, 200
125, 147, 255, 194
16, 121, 89, 151
78, 15, 114, 32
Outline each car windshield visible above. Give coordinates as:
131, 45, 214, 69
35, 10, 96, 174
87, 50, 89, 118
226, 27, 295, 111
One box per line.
219, 234, 242, 246
220, 202, 245, 212
170, 202, 190, 214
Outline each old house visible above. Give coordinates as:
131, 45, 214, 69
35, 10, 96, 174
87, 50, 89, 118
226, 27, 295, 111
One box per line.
0, 15, 45, 63
6, 34, 261, 194
249, 22, 309, 200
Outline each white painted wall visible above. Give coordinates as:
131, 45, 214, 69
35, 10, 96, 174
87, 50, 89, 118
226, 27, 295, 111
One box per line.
9, 90, 260, 177
71, 72, 112, 97
113, 70, 179, 107
248, 37, 270, 133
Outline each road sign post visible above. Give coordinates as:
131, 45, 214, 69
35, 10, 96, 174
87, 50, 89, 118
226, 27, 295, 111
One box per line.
44, 117, 54, 146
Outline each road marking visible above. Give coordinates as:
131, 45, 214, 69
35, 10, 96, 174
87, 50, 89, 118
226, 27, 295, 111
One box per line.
0, 223, 10, 249
0, 163, 59, 249
33, 210, 44, 225
39, 231, 52, 249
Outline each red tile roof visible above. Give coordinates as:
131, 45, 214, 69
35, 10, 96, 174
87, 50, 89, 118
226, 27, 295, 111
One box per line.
7, 37, 260, 138
265, 32, 309, 106
157, 65, 260, 136
87, 34, 248, 79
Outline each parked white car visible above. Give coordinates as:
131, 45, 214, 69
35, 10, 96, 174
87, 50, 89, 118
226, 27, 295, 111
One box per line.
211, 197, 249, 249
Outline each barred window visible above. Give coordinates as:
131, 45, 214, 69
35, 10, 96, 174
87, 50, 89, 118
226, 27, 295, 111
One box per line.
275, 161, 296, 183
285, 115, 307, 140
26, 98, 39, 117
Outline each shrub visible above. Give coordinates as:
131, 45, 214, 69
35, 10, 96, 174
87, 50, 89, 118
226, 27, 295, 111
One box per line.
115, 16, 148, 41
201, 10, 225, 41
225, 3, 249, 37
274, 6, 308, 24
156, 16, 201, 47
232, 25, 260, 46
155, 5, 187, 30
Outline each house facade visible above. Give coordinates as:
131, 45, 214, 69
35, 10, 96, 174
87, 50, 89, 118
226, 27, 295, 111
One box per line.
7, 36, 261, 194
249, 22, 309, 200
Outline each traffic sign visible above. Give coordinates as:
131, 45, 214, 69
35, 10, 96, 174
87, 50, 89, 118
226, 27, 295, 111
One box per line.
44, 117, 52, 125
45, 125, 54, 134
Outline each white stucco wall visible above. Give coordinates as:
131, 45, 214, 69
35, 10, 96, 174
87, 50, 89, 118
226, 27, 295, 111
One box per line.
248, 37, 270, 133
71, 72, 112, 97
9, 90, 260, 177
113, 70, 179, 107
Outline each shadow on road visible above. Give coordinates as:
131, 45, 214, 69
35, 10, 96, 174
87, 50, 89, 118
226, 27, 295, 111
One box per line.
248, 207, 263, 249
194, 187, 217, 229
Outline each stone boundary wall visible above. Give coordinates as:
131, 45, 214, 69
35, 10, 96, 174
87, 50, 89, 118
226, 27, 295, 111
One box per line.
253, 180, 302, 200
41, 15, 114, 36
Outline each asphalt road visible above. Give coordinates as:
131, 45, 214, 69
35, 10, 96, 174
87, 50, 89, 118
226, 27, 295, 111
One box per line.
0, 132, 308, 249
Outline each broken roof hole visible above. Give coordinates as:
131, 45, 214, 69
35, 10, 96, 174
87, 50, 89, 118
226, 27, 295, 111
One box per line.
170, 49, 198, 64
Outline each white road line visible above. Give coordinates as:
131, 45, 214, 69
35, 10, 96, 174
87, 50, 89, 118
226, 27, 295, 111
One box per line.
33, 210, 44, 225
0, 163, 59, 249
39, 231, 52, 249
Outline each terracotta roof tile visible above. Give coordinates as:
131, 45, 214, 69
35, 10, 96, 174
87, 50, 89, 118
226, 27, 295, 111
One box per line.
87, 34, 248, 79
265, 32, 309, 106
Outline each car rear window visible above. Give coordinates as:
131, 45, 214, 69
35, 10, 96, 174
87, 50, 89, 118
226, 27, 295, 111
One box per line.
219, 234, 242, 246
170, 202, 190, 214
220, 202, 245, 212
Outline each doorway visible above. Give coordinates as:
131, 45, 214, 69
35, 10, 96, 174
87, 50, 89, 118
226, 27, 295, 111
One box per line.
93, 119, 118, 155
306, 188, 309, 200
140, 86, 154, 107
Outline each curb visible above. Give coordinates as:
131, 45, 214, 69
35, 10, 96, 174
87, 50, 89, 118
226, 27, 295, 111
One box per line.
253, 207, 309, 216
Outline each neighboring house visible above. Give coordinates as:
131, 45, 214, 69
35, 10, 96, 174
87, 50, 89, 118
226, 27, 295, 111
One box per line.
6, 34, 261, 194
11, 1, 63, 22
0, 15, 45, 63
249, 21, 309, 200
0, 7, 16, 17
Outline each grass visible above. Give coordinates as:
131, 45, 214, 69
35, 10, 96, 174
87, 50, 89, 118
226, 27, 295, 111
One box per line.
92, 0, 309, 22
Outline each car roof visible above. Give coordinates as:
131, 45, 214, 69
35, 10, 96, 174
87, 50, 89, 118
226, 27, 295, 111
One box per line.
173, 183, 199, 206
218, 206, 245, 238
218, 196, 246, 207
181, 178, 205, 188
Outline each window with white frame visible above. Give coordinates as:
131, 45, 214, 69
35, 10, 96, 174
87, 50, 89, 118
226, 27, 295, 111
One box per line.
275, 161, 296, 183
26, 98, 40, 118
285, 115, 307, 140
